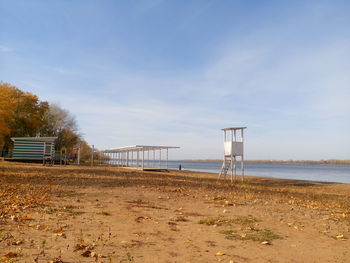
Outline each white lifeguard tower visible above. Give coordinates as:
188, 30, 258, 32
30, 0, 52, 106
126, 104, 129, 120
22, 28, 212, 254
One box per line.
219, 127, 246, 182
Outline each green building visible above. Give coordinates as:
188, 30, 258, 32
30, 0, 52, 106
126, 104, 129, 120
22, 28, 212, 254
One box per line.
10, 137, 57, 162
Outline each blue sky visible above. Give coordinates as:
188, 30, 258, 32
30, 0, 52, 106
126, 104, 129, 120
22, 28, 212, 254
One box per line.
1, 0, 349, 160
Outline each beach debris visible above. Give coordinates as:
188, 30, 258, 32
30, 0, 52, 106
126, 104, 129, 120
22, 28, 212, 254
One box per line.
224, 200, 234, 206
11, 240, 23, 246
335, 234, 347, 241
54, 231, 66, 238
81, 250, 92, 257
73, 243, 88, 251
135, 216, 151, 223
48, 256, 64, 263
261, 241, 270, 245
53, 227, 66, 238
215, 251, 225, 256
2, 251, 18, 260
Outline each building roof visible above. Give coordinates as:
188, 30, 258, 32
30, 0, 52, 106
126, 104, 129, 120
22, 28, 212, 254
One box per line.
11, 137, 58, 142
103, 145, 180, 153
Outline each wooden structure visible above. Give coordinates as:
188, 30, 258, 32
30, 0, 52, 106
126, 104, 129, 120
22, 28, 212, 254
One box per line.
218, 127, 246, 182
99, 145, 179, 170
10, 137, 57, 164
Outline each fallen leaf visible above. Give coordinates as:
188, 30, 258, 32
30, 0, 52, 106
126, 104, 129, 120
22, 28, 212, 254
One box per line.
48, 256, 64, 263
2, 251, 18, 259
81, 250, 92, 257
73, 243, 87, 251
215, 251, 225, 256
11, 240, 23, 245
55, 232, 67, 238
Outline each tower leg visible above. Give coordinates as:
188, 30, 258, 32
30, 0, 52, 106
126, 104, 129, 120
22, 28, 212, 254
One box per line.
234, 156, 237, 181
230, 157, 233, 182
241, 156, 244, 183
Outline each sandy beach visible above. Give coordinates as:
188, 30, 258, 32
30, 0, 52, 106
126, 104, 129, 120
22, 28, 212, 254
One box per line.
0, 162, 349, 262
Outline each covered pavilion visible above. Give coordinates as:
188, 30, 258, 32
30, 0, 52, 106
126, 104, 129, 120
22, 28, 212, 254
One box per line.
100, 145, 179, 170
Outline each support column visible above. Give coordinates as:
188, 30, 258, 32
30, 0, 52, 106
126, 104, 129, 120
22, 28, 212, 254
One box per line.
77, 145, 80, 165
131, 151, 134, 167
231, 131, 234, 182
224, 131, 227, 180
234, 156, 237, 181
166, 148, 168, 169
241, 128, 245, 182
147, 150, 150, 168
153, 150, 155, 167
91, 145, 94, 167
159, 149, 161, 168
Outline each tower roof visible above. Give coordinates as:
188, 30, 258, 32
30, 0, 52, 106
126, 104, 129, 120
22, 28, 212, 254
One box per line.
221, 127, 247, 131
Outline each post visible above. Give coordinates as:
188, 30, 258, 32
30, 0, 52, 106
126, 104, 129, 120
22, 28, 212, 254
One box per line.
142, 150, 144, 170
231, 130, 234, 182
166, 148, 168, 169
234, 156, 237, 181
153, 150, 155, 167
241, 128, 245, 182
224, 130, 227, 180
159, 149, 161, 168
127, 151, 129, 167
241, 156, 244, 183
76, 146, 80, 165
148, 150, 150, 168
91, 145, 94, 166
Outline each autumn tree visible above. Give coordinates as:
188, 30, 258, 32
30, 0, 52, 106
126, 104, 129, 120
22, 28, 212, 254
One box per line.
1, 82, 93, 162
0, 82, 49, 155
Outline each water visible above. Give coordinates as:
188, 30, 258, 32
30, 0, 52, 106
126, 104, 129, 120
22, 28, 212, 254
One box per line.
166, 160, 350, 184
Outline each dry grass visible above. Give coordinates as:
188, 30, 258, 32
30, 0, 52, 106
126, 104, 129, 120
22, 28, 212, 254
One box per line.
199, 215, 258, 226
173, 216, 189, 222
221, 228, 281, 242
97, 211, 111, 216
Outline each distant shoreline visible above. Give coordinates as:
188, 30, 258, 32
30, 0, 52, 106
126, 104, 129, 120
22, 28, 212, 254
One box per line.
177, 159, 350, 165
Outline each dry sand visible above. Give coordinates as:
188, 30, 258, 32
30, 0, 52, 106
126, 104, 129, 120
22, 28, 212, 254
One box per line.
0, 162, 349, 262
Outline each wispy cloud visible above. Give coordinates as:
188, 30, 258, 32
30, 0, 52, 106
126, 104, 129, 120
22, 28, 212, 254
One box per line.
0, 45, 13, 53
2, 1, 349, 159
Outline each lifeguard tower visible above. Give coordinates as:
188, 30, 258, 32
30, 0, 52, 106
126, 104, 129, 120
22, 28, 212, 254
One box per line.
218, 127, 246, 182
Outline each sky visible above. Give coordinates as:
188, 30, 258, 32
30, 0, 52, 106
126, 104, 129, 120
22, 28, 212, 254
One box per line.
1, 0, 349, 160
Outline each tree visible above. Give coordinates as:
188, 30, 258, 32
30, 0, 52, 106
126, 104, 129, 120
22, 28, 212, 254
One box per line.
0, 82, 49, 155
40, 103, 79, 151
1, 82, 93, 162
0, 83, 13, 146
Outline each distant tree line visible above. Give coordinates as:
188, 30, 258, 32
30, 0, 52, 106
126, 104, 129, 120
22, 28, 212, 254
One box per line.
0, 82, 92, 162
180, 159, 350, 165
